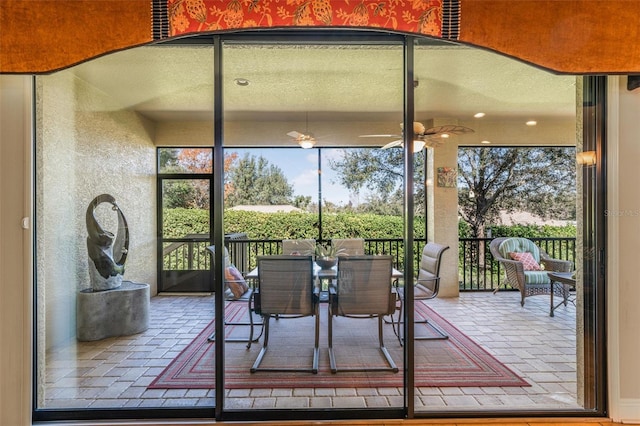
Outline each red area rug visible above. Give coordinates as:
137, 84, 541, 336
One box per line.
149, 302, 529, 389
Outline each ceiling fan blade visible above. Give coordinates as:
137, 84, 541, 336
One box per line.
359, 134, 401, 138
381, 140, 403, 149
423, 138, 446, 148
287, 130, 303, 139
422, 124, 474, 136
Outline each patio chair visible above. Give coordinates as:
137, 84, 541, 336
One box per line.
206, 246, 262, 344
331, 238, 365, 255
282, 238, 316, 255
489, 237, 573, 308
328, 255, 399, 373
393, 242, 450, 345
249, 255, 320, 373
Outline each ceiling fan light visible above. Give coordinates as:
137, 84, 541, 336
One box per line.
440, 133, 450, 138
298, 139, 315, 149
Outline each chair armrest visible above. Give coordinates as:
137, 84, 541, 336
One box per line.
252, 288, 261, 314
541, 258, 573, 272
497, 258, 526, 289
387, 288, 398, 315
328, 286, 338, 313
312, 286, 321, 304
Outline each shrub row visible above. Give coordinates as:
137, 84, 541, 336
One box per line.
163, 208, 427, 240
163, 208, 576, 240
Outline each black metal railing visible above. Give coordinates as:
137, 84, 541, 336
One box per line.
161, 236, 576, 291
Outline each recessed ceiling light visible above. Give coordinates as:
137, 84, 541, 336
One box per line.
481, 140, 491, 144
234, 78, 250, 86
526, 120, 537, 126
474, 112, 485, 118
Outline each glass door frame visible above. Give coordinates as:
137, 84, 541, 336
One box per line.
212, 32, 411, 422
30, 30, 607, 424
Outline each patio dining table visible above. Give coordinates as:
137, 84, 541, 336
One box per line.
244, 261, 403, 302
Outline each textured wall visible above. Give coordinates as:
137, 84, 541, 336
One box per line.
35, 71, 157, 353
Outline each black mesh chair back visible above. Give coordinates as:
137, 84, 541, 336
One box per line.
328, 255, 398, 373
331, 238, 365, 255
250, 255, 319, 373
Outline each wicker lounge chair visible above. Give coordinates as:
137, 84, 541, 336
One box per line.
489, 237, 573, 308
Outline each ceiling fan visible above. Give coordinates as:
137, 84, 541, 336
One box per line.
360, 122, 474, 152
287, 130, 316, 149
287, 111, 317, 149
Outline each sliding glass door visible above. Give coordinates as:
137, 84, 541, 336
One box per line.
32, 30, 604, 423
221, 35, 406, 414
412, 39, 585, 413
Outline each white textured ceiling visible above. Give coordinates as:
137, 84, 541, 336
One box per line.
70, 42, 577, 146
72, 43, 576, 120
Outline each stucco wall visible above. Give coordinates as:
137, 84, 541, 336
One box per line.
35, 71, 157, 353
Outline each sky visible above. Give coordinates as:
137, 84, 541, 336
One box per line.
226, 147, 359, 206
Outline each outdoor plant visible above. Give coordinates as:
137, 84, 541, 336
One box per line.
314, 243, 345, 259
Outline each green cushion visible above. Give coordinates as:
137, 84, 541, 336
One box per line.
498, 238, 541, 262
524, 271, 551, 285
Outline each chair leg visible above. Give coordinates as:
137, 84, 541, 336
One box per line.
328, 309, 337, 373
393, 300, 448, 342
329, 315, 398, 374
250, 316, 270, 373
391, 298, 403, 347
250, 314, 319, 374
416, 319, 449, 340
377, 317, 399, 373
312, 307, 320, 374
384, 294, 404, 346
208, 297, 263, 345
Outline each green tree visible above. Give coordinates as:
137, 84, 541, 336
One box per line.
328, 148, 424, 215
162, 180, 197, 209
458, 147, 576, 237
158, 148, 180, 171
225, 153, 294, 207
356, 190, 404, 216
293, 195, 313, 210
329, 146, 575, 236
160, 149, 237, 209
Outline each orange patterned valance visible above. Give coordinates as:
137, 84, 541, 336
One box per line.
166, 0, 453, 38
1, 0, 639, 74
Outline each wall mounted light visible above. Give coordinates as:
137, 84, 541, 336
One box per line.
577, 150, 597, 166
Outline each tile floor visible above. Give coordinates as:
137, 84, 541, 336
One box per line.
42, 290, 578, 412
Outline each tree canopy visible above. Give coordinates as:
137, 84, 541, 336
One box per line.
457, 147, 576, 237
328, 148, 424, 215
329, 146, 576, 236
225, 153, 294, 207
159, 148, 237, 209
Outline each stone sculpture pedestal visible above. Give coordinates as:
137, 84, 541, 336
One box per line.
77, 281, 150, 341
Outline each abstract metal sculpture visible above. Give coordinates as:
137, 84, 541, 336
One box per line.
86, 194, 129, 291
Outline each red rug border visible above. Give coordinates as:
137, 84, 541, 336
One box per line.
149, 303, 530, 389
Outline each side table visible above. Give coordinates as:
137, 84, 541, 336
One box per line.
547, 271, 576, 317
